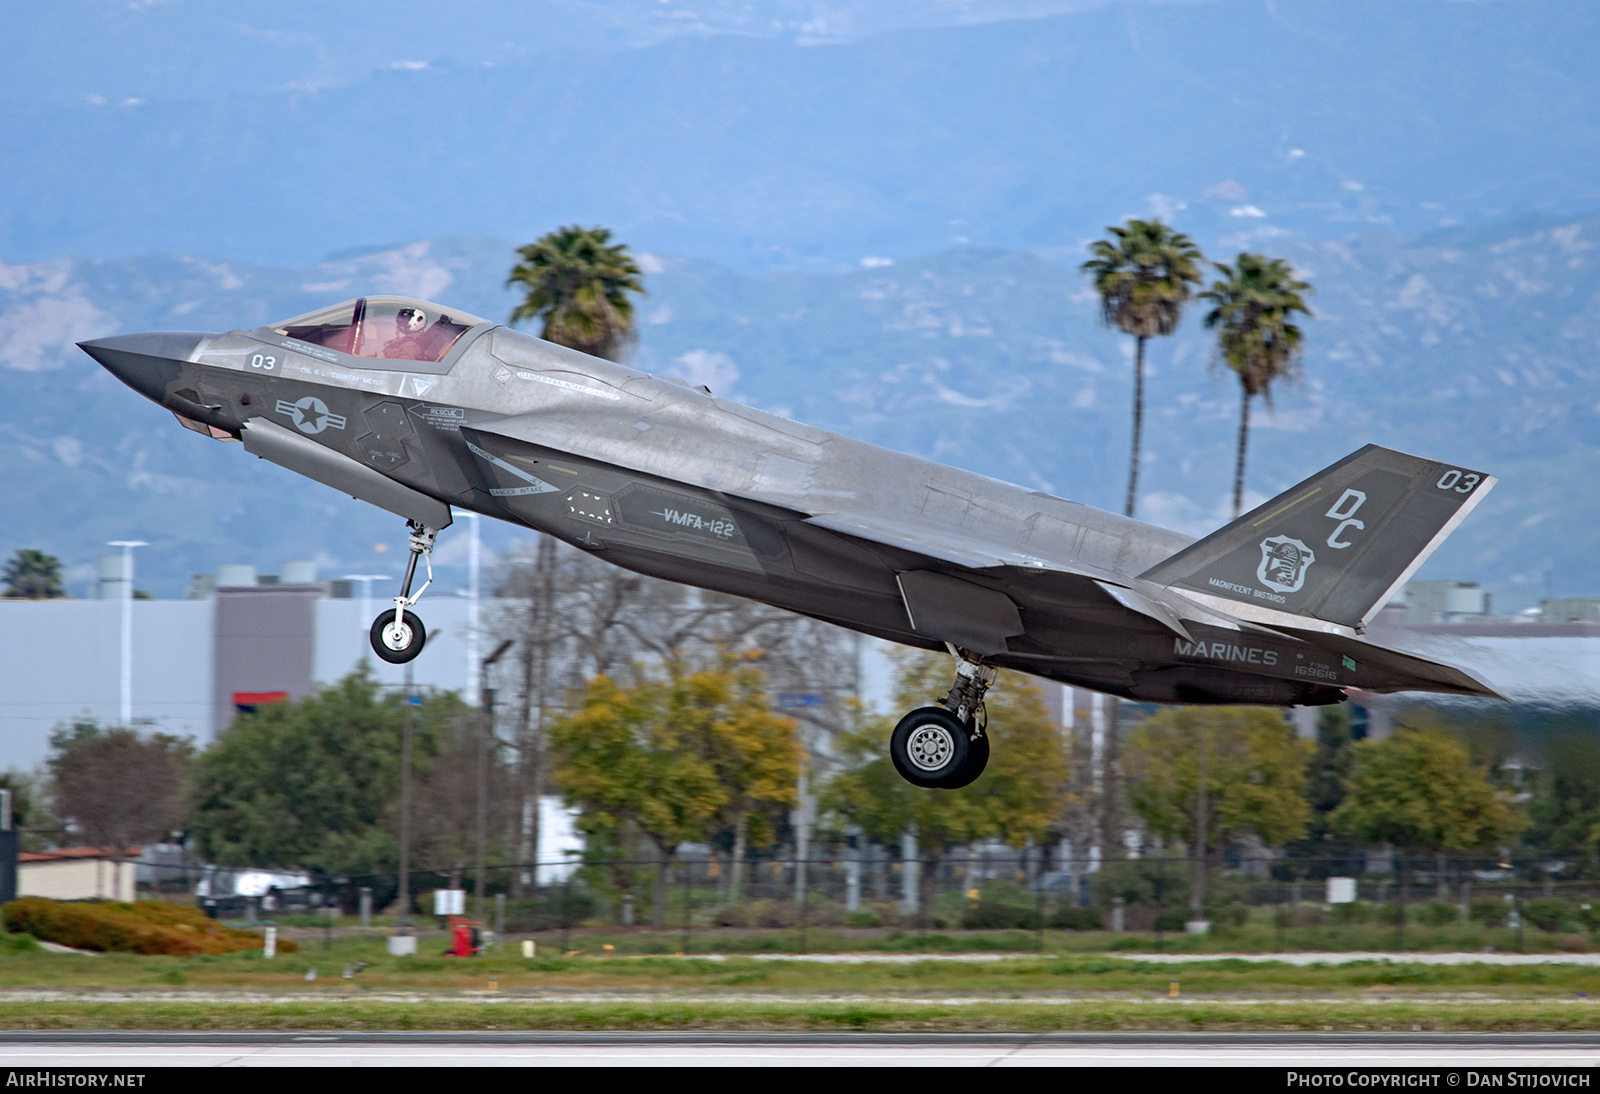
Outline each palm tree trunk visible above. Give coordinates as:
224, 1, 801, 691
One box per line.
1232, 386, 1252, 519
1125, 336, 1147, 518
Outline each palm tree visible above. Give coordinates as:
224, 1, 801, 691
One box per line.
1200, 253, 1314, 518
506, 226, 646, 361
1082, 220, 1205, 517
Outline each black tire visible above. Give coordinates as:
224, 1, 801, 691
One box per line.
370, 608, 427, 664
939, 730, 990, 789
890, 706, 970, 789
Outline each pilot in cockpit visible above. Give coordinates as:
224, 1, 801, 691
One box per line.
383, 306, 431, 361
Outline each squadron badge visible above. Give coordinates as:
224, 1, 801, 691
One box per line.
1257, 535, 1315, 594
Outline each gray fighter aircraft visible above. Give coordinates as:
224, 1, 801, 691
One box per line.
80, 295, 1502, 788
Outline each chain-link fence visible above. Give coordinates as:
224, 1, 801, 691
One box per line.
138, 848, 1600, 952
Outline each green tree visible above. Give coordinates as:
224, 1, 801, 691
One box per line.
1526, 731, 1600, 855
1199, 253, 1314, 517
189, 670, 464, 881
1331, 724, 1527, 900
48, 721, 193, 859
1283, 705, 1364, 868
823, 650, 1069, 907
549, 657, 799, 925
1081, 219, 1205, 518
1125, 707, 1312, 919
506, 225, 645, 361
3, 550, 65, 599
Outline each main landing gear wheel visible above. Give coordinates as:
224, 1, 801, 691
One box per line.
370, 609, 427, 664
940, 728, 989, 790
891, 707, 971, 789
889, 648, 997, 789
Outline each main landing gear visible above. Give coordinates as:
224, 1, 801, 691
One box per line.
890, 650, 995, 790
369, 520, 438, 664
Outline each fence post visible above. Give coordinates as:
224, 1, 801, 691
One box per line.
1036, 878, 1045, 952
682, 860, 693, 956
359, 887, 372, 930
495, 892, 506, 952
561, 873, 571, 954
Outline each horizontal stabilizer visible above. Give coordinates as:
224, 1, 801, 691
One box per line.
1140, 445, 1494, 629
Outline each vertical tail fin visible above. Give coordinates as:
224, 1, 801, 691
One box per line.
1139, 444, 1495, 629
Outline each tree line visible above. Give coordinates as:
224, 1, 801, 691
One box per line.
11, 599, 1575, 929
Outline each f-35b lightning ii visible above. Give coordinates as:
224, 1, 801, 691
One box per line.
80, 295, 1502, 789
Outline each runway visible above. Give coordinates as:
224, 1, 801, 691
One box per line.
1, 1032, 1597, 1067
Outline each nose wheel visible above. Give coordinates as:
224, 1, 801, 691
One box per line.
368, 520, 438, 664
371, 608, 427, 664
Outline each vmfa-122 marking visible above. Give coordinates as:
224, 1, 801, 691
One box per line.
80, 294, 1504, 789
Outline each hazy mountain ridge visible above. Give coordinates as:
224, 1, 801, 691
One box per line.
1, 211, 1596, 607
4, 1, 1596, 268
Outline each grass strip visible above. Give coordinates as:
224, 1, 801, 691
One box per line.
1, 1000, 1599, 1033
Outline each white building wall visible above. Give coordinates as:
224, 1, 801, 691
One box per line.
314, 595, 525, 696
0, 600, 213, 768
20, 858, 136, 902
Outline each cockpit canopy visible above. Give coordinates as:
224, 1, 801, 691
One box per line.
271, 297, 492, 364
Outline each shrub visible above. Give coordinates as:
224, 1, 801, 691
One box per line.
1417, 899, 1460, 927
1470, 897, 1508, 927
1048, 907, 1103, 930
1152, 908, 1188, 932
1211, 901, 1249, 928
1523, 897, 1574, 933
1330, 900, 1373, 925
845, 909, 883, 928
960, 901, 1041, 930
501, 890, 598, 932
1, 898, 292, 956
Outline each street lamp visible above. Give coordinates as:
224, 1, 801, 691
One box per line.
107, 540, 147, 727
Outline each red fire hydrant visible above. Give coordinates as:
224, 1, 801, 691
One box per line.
445, 916, 484, 957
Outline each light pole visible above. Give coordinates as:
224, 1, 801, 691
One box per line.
476, 638, 514, 922
465, 512, 481, 707
344, 574, 390, 666
107, 540, 147, 726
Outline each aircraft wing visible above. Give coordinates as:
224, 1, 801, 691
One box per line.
802, 509, 1111, 579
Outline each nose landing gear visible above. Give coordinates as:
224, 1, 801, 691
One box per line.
890, 651, 995, 790
369, 521, 438, 664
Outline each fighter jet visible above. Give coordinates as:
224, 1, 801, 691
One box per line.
80, 295, 1502, 789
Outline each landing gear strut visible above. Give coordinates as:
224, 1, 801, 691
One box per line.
890, 649, 995, 790
369, 520, 438, 664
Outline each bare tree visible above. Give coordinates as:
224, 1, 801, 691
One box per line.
408, 714, 516, 889
489, 539, 863, 900
48, 721, 192, 864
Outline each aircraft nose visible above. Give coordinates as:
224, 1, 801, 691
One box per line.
78, 331, 208, 404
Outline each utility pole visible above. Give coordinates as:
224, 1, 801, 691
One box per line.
476, 639, 514, 923
465, 512, 481, 706
107, 540, 147, 726
398, 663, 414, 929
